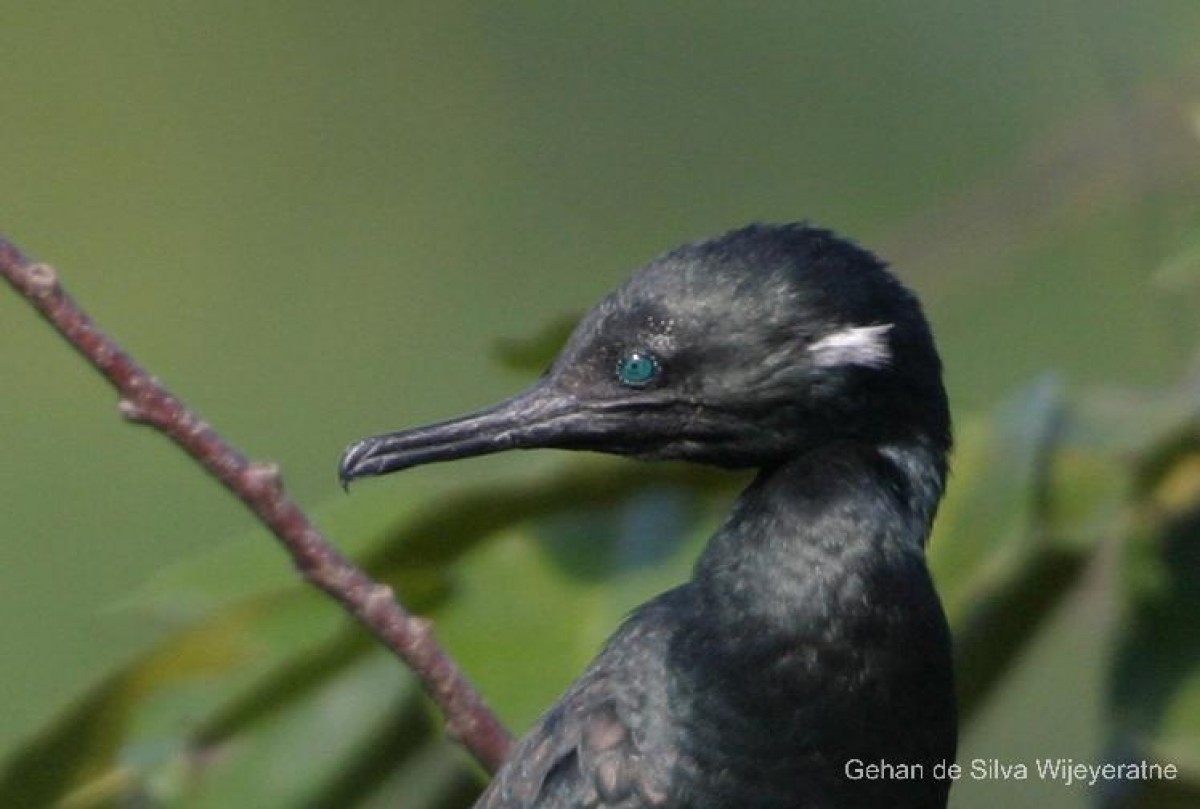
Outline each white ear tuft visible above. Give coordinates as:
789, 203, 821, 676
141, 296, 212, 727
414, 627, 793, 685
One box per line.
807, 323, 893, 369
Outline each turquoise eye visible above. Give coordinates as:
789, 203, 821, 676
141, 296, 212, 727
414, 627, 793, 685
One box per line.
616, 350, 660, 388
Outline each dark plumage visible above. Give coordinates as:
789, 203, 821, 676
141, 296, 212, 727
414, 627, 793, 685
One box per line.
340, 224, 956, 808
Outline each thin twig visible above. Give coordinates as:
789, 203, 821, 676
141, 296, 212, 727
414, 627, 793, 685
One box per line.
0, 236, 513, 773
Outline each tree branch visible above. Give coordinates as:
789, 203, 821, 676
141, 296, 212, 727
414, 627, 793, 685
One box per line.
0, 236, 513, 773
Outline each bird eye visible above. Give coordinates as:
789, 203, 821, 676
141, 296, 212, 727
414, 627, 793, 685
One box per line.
616, 350, 661, 388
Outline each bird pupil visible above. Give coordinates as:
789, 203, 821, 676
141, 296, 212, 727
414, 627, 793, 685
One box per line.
617, 351, 659, 387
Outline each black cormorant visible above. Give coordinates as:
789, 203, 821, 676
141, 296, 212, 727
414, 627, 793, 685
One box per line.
340, 223, 956, 808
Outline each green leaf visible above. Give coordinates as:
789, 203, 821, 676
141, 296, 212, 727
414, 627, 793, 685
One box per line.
162, 653, 431, 808
433, 480, 723, 731
302, 691, 482, 809
1110, 439, 1200, 754
931, 376, 1070, 620
0, 600, 270, 807
930, 377, 1100, 723
123, 480, 438, 619
1066, 384, 1200, 459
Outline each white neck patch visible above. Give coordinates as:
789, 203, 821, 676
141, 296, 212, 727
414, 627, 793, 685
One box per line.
807, 323, 893, 369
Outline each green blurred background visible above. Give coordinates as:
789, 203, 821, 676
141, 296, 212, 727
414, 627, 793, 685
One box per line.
2, 3, 1200, 807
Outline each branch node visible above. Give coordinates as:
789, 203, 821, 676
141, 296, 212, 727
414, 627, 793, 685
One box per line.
245, 461, 283, 492
365, 583, 397, 621
26, 263, 60, 297
118, 398, 149, 423
409, 614, 433, 640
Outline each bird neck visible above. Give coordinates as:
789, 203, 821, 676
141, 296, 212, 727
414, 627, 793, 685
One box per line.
692, 436, 946, 638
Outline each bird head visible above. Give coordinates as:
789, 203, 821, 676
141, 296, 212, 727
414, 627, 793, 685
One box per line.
339, 223, 949, 484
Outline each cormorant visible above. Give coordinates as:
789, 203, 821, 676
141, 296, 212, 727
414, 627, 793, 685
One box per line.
340, 223, 956, 808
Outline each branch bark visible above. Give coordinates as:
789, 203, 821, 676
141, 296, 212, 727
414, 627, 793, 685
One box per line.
0, 236, 513, 773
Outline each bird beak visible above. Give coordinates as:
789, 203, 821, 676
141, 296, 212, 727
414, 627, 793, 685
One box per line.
339, 381, 660, 487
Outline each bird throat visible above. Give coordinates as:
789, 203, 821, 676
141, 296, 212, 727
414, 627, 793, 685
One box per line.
675, 438, 953, 799
692, 437, 946, 656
